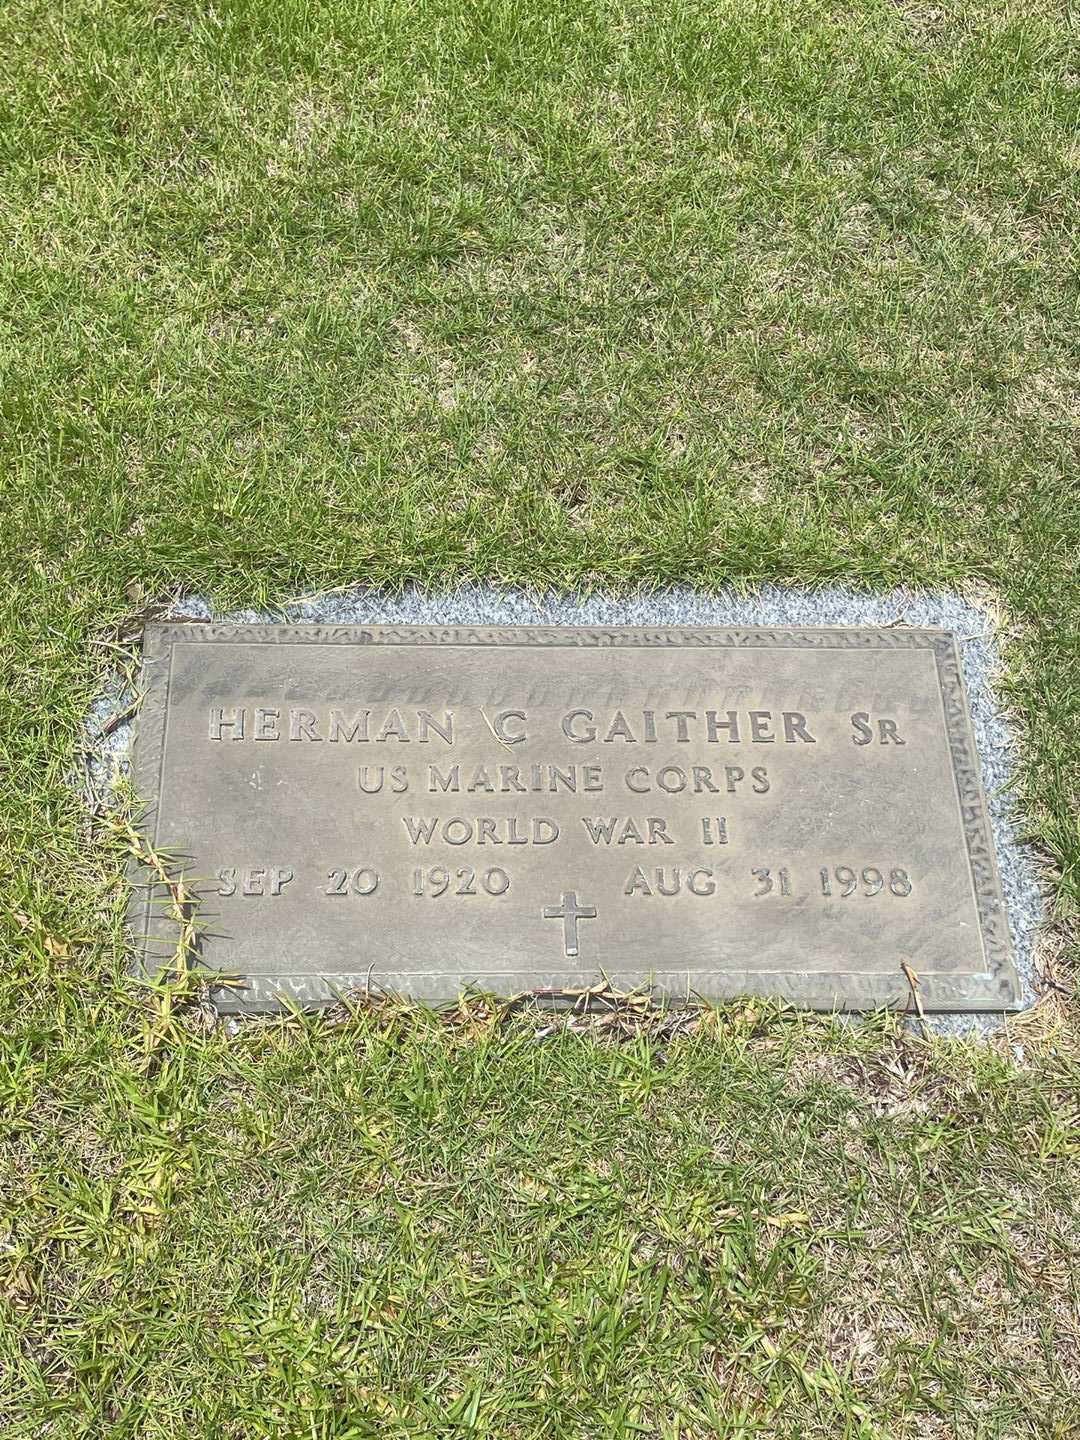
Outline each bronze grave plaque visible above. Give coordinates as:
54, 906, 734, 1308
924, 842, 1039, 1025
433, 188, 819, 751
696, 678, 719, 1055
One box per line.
130, 625, 1021, 1012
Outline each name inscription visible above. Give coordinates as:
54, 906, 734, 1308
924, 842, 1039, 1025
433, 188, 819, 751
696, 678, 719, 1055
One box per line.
130, 625, 1020, 1014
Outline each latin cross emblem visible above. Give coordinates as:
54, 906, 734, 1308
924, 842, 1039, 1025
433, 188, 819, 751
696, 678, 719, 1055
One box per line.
542, 890, 597, 957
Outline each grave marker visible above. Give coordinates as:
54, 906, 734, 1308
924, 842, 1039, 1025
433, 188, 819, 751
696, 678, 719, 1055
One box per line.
130, 625, 1020, 1012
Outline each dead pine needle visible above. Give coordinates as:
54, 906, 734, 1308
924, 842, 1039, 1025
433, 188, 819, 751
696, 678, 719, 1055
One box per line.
901, 962, 931, 1040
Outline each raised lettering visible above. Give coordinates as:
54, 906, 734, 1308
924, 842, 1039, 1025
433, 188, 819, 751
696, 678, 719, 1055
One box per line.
493, 710, 526, 745
289, 709, 320, 742
705, 710, 739, 743
375, 708, 410, 743
665, 710, 697, 742
403, 816, 439, 845
417, 710, 454, 744
603, 710, 636, 743
328, 710, 370, 743
851, 712, 874, 746
692, 765, 719, 793
389, 765, 409, 794
657, 766, 687, 793
749, 711, 775, 744
209, 707, 245, 741
582, 765, 603, 791
582, 817, 618, 845
429, 765, 460, 792
467, 765, 495, 793
625, 865, 652, 895
254, 707, 280, 741
782, 711, 815, 743
879, 718, 905, 745
563, 709, 596, 742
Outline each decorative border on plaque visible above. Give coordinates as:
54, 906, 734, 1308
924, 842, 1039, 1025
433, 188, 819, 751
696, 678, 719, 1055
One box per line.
130, 625, 1020, 1011
204, 966, 1013, 1015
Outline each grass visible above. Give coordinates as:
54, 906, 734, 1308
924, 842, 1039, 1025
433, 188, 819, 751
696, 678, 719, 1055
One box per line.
1, 0, 1079, 1434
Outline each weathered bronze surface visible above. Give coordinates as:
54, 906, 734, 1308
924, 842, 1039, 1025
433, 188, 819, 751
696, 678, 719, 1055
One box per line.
130, 625, 1021, 1012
